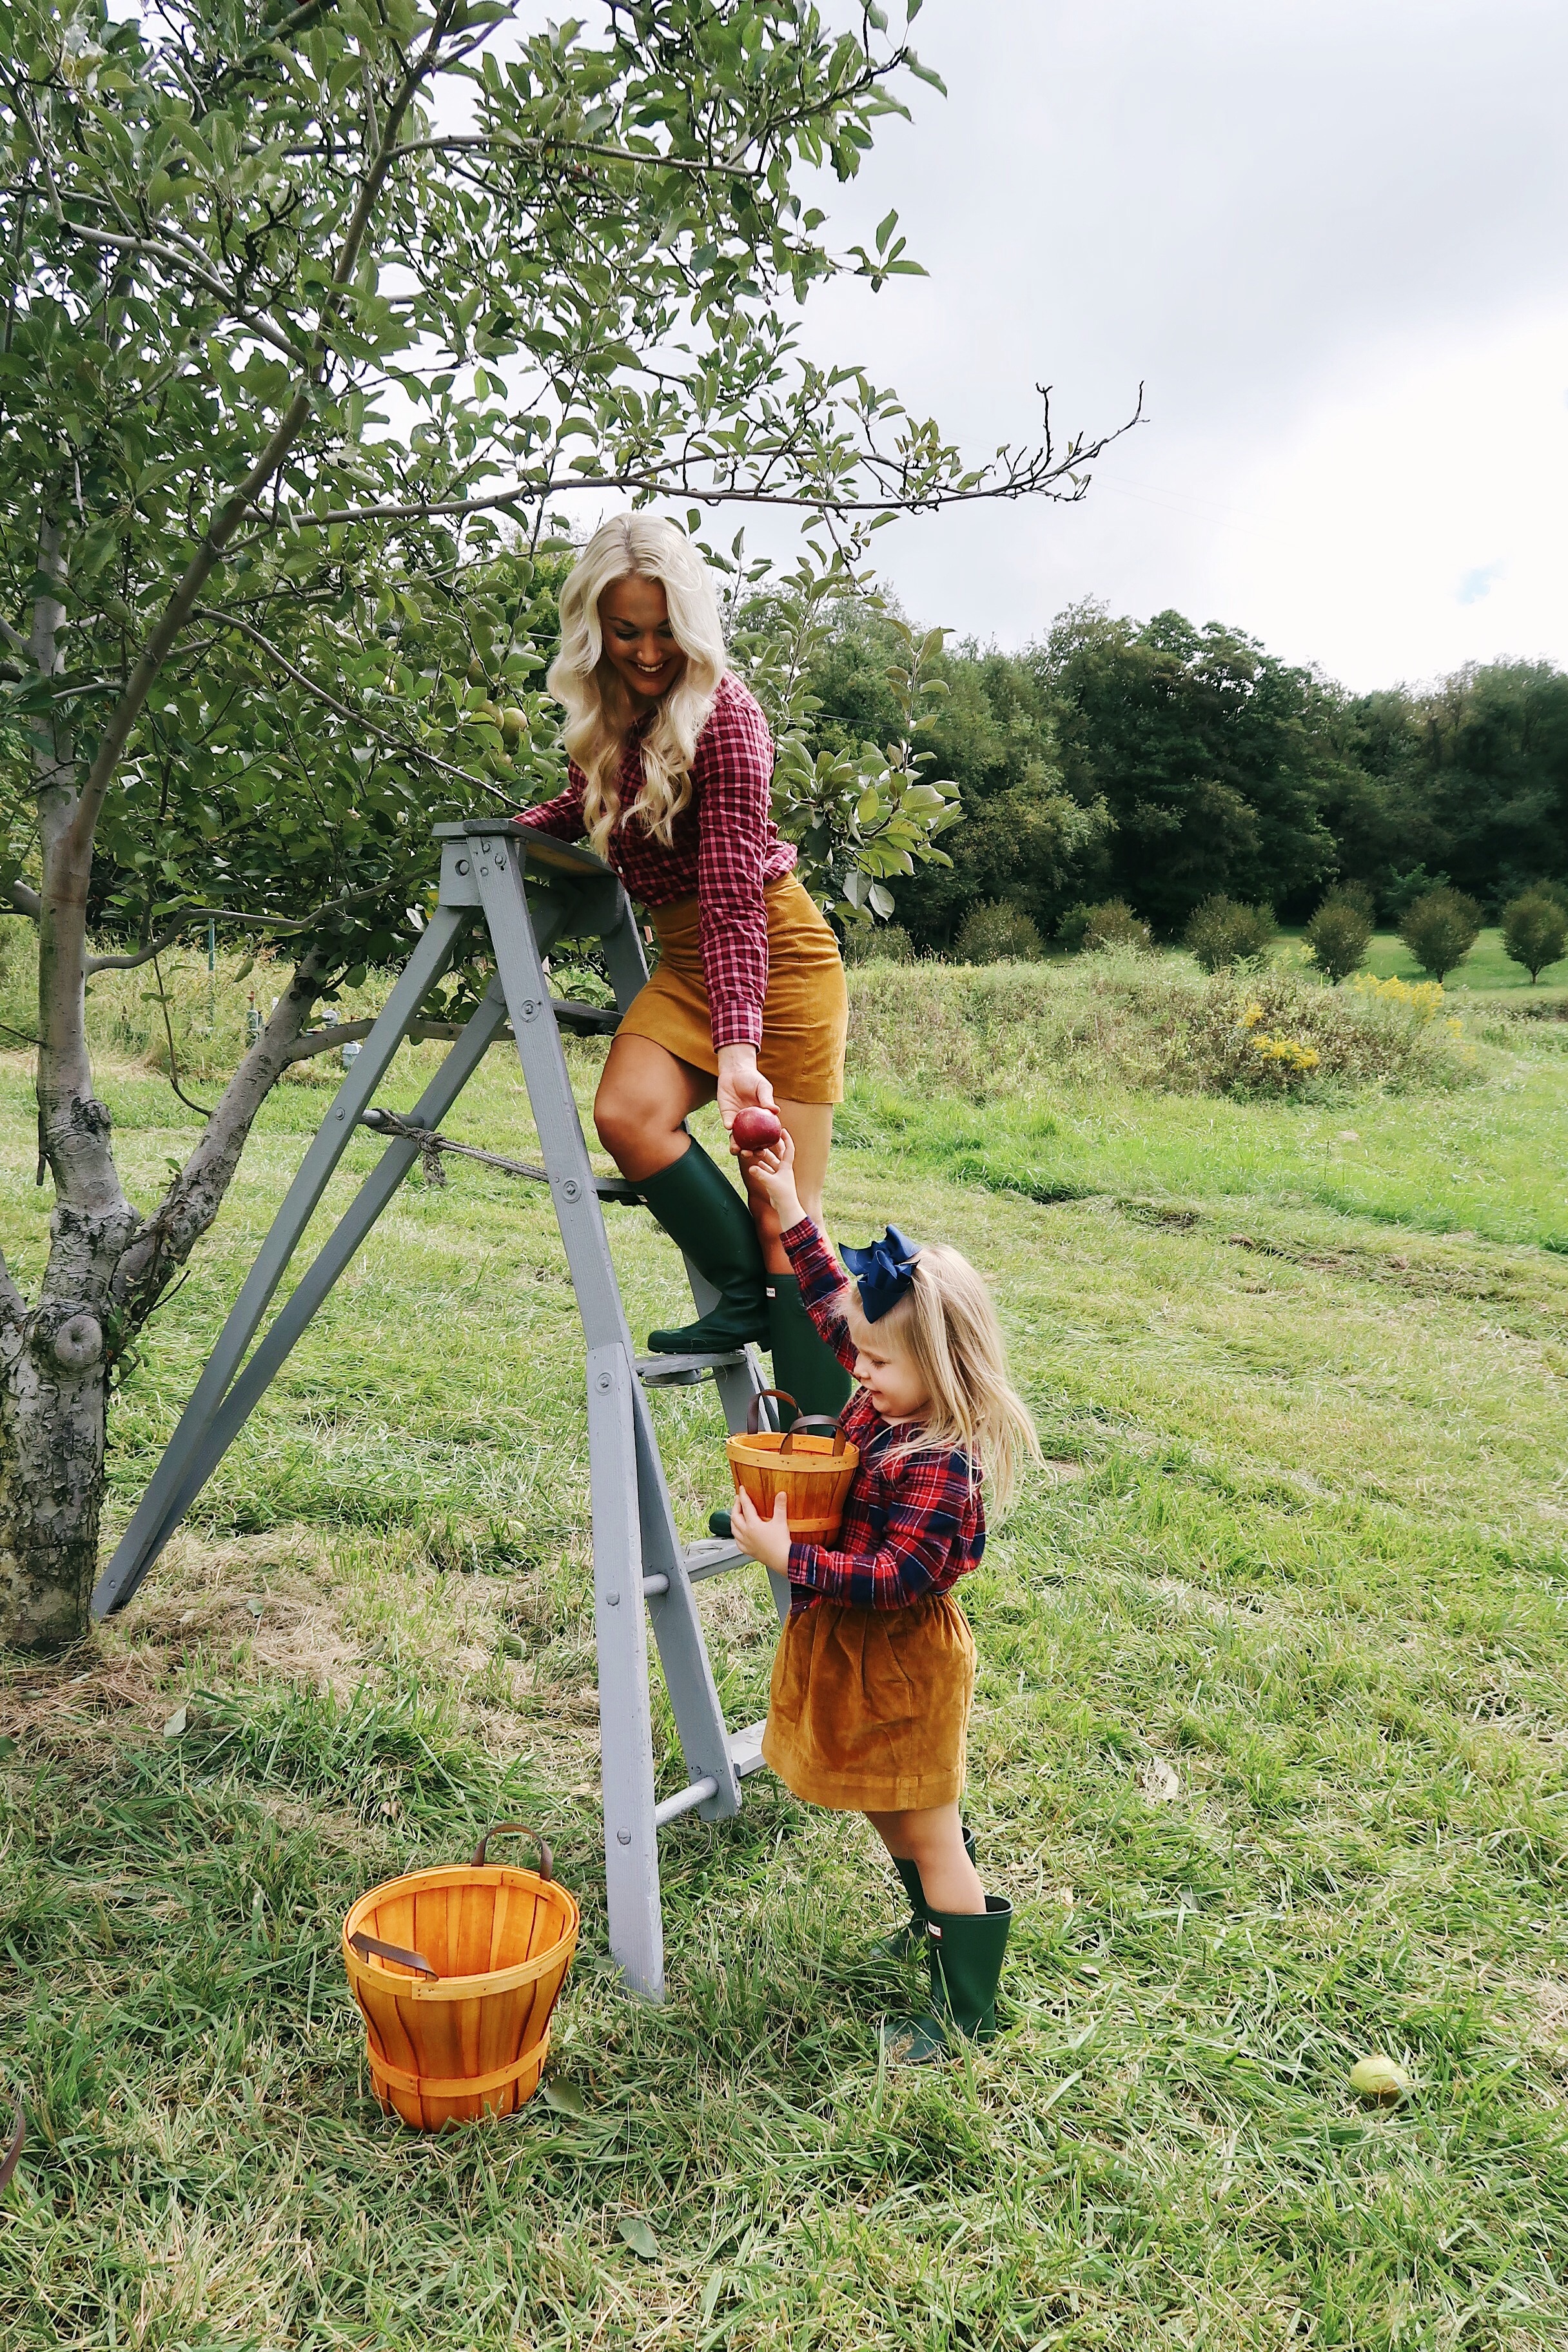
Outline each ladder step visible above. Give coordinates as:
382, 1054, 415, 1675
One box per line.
653, 1775, 718, 1828
551, 998, 620, 1036
683, 1538, 747, 1582
727, 1717, 769, 1778
635, 1350, 747, 1387
595, 1175, 641, 1204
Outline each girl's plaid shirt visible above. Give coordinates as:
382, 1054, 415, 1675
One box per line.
520, 671, 796, 1052
778, 1219, 986, 1618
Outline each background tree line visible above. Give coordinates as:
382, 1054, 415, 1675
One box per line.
801, 596, 1568, 952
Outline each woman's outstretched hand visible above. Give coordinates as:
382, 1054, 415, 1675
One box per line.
716, 1043, 776, 1134
732, 1485, 792, 1574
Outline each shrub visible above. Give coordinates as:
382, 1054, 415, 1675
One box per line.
1183, 894, 1277, 972
1080, 898, 1152, 952
840, 921, 915, 966
1500, 890, 1568, 984
844, 959, 1475, 1104
1304, 895, 1375, 984
954, 900, 1044, 964
1398, 886, 1481, 981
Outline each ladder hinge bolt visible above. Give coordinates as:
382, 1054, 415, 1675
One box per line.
455, 859, 469, 874
596, 1371, 612, 1391
521, 999, 539, 1020
606, 1592, 620, 1607
616, 1829, 631, 1846
496, 852, 507, 870
562, 1179, 580, 1200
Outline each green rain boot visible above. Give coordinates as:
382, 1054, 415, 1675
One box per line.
881, 1894, 1012, 2065
642, 1140, 771, 1355
880, 1828, 977, 1959
708, 1271, 853, 1538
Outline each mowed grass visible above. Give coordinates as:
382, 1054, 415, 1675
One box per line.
3, 964, 1568, 2351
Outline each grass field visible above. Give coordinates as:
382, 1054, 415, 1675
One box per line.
3, 952, 1568, 2351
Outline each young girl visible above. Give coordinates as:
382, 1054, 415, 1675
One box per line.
730, 1130, 1039, 2063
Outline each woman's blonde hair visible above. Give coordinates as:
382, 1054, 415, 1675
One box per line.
844, 1244, 1041, 1513
546, 514, 728, 858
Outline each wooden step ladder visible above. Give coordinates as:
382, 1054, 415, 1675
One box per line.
92, 818, 787, 1999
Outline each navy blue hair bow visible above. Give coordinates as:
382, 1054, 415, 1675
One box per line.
841, 1225, 921, 1323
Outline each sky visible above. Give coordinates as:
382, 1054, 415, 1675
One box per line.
771, 0, 1568, 692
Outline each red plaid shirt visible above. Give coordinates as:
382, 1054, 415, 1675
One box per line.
779, 1220, 987, 1617
520, 671, 796, 1050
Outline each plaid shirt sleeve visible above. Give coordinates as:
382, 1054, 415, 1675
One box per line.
518, 763, 587, 842
788, 1444, 976, 1611
780, 1217, 858, 1374
692, 681, 778, 1050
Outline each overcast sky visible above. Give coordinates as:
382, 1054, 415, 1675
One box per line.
776, 0, 1568, 692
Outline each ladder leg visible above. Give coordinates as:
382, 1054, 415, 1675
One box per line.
92, 906, 469, 1620
631, 1384, 741, 1822
588, 1344, 664, 2000
93, 982, 513, 1613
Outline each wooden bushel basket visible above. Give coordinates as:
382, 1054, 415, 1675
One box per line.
727, 1387, 859, 1543
342, 1823, 579, 2131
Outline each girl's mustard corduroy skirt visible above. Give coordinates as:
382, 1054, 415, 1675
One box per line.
616, 876, 847, 1105
761, 1592, 976, 1812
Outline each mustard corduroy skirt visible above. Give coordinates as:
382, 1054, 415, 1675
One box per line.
761, 1592, 976, 1812
616, 876, 848, 1105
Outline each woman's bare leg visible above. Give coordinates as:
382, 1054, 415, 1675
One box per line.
593, 1033, 714, 1181
866, 1802, 985, 1916
738, 1099, 833, 1273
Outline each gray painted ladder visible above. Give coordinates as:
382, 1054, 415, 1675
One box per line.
92, 818, 787, 1999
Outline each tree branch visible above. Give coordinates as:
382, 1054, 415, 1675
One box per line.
193, 603, 524, 809
62, 8, 456, 867
111, 948, 331, 1312
0, 612, 28, 658
8, 877, 41, 919
59, 222, 304, 362
390, 133, 763, 181
82, 885, 392, 974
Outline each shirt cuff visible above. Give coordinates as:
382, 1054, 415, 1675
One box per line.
779, 1217, 817, 1254
709, 1010, 764, 1050
787, 1540, 820, 1584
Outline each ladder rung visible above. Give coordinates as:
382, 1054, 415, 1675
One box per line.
635, 1350, 747, 1387
642, 1573, 669, 1598
727, 1718, 769, 1777
653, 1775, 718, 1828
551, 998, 620, 1036
683, 1538, 747, 1582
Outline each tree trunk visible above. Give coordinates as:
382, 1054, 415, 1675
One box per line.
0, 1293, 112, 1649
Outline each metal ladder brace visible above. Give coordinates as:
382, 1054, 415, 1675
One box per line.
92, 819, 789, 1999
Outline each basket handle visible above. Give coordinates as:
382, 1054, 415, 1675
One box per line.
745, 1386, 797, 1436
780, 1414, 849, 1456
471, 1821, 554, 1879
348, 1930, 438, 1980
0, 2098, 23, 2195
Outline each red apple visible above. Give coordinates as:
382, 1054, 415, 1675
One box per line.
730, 1106, 783, 1152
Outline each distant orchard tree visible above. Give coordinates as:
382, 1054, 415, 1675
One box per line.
1074, 898, 1152, 952
1304, 895, 1375, 984
1500, 890, 1568, 984
1183, 895, 1276, 972
1398, 888, 1482, 982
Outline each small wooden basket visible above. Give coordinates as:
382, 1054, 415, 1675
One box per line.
727, 1387, 859, 1543
342, 1823, 578, 2131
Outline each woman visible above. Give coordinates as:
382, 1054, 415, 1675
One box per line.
520, 514, 850, 1423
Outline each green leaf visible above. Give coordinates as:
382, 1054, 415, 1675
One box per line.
542, 2077, 589, 2117
617, 2215, 660, 2261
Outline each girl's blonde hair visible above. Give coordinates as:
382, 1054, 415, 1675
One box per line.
844, 1243, 1041, 1513
546, 514, 728, 859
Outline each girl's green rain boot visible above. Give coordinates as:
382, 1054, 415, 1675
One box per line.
881, 1894, 1012, 2065
880, 1829, 977, 1959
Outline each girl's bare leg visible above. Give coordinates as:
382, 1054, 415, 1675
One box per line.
866, 1802, 985, 1915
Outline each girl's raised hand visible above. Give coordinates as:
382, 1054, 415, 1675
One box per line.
730, 1485, 792, 1574
741, 1122, 805, 1228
